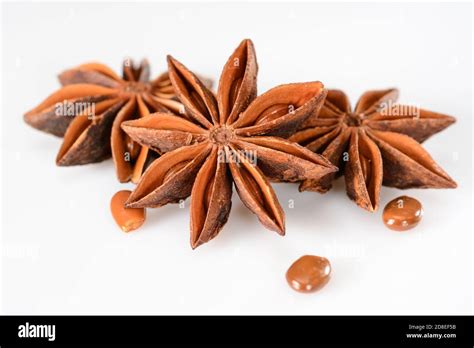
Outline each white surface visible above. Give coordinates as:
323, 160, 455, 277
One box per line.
1, 2, 472, 315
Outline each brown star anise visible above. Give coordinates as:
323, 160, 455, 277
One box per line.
290, 88, 457, 211
24, 59, 185, 183
121, 39, 337, 248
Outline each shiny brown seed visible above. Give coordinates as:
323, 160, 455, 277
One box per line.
286, 255, 331, 293
382, 195, 423, 231
111, 190, 146, 232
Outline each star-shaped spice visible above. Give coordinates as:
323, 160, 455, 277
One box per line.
290, 88, 457, 211
24, 59, 186, 183
121, 39, 337, 248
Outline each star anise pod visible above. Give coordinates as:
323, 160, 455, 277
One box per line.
290, 88, 457, 211
24, 59, 186, 183
121, 39, 337, 248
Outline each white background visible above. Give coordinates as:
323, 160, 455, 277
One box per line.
1, 2, 472, 314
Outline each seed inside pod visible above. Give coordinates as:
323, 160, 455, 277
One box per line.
286, 255, 331, 293
382, 195, 423, 231
111, 190, 146, 232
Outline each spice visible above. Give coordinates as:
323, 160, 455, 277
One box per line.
24, 59, 189, 183
383, 195, 423, 231
121, 39, 337, 248
290, 89, 457, 211
110, 190, 146, 232
286, 255, 331, 293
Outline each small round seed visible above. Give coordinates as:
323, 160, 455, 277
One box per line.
110, 190, 146, 232
286, 255, 331, 293
382, 195, 423, 231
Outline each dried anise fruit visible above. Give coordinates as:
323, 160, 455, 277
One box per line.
290, 89, 457, 211
121, 39, 337, 248
24, 59, 186, 183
